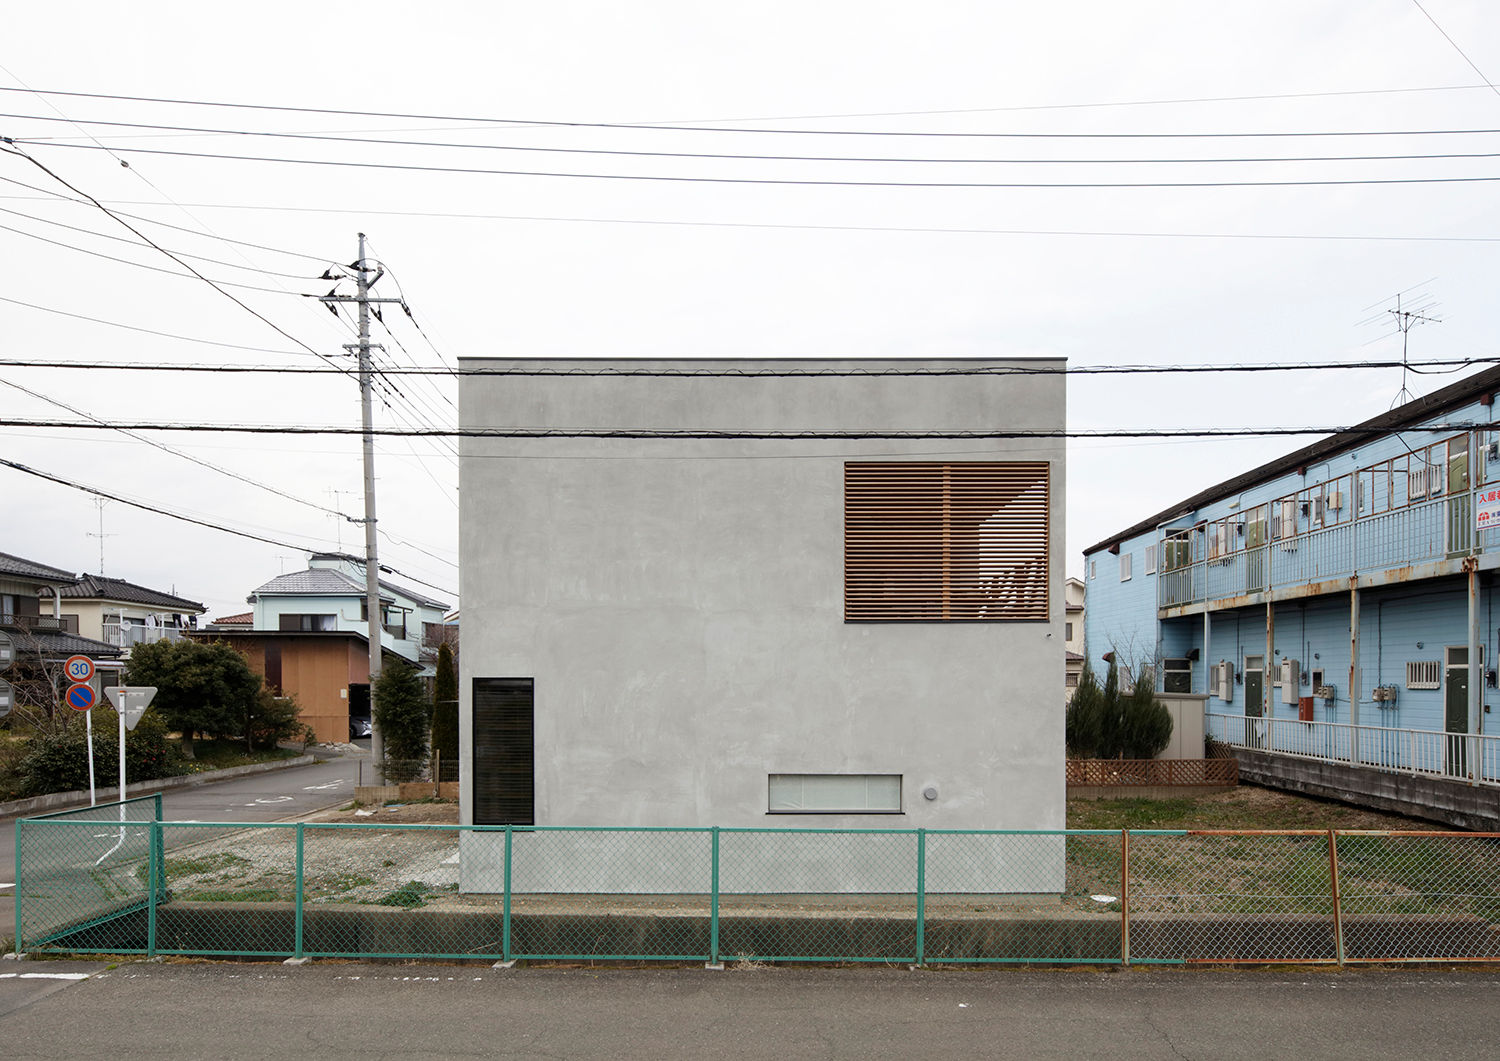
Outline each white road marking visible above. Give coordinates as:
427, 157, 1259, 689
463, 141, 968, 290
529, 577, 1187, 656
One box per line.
241, 796, 295, 807
0, 882, 14, 890
302, 780, 347, 791
0, 972, 92, 981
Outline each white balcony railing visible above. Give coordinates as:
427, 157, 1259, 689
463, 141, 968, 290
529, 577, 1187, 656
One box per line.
1207, 711, 1500, 788
1160, 491, 1478, 610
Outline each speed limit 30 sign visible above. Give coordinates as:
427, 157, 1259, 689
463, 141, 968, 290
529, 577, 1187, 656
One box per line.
64, 655, 96, 684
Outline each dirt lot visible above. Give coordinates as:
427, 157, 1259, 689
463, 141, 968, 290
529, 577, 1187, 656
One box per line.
1066, 783, 1443, 832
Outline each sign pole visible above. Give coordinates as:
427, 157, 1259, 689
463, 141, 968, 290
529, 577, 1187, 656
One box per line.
118, 683, 127, 822
85, 707, 96, 806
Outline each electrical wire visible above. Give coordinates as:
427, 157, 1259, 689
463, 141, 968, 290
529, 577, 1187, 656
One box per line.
14, 109, 1500, 166
0, 295, 329, 357
0, 202, 321, 279
6, 83, 1500, 139
0, 217, 317, 295
0, 143, 357, 380
7, 190, 1496, 244
0, 376, 358, 521
1, 354, 1498, 377
16, 138, 1500, 189
0, 419, 1489, 440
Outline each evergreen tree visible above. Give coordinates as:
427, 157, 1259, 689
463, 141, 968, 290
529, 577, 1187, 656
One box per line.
124, 638, 261, 758
374, 659, 431, 781
430, 642, 459, 777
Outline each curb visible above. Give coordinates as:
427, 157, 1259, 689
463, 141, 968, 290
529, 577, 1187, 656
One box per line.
1, 754, 319, 821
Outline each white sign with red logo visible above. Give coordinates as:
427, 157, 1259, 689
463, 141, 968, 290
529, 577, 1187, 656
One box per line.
1478, 486, 1500, 531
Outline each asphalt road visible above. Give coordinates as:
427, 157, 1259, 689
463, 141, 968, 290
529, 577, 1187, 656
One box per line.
2, 753, 361, 948
2, 961, 1498, 1059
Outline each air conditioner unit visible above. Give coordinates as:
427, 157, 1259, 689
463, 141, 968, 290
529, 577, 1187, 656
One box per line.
1373, 685, 1398, 703
1315, 684, 1336, 701
1278, 658, 1300, 700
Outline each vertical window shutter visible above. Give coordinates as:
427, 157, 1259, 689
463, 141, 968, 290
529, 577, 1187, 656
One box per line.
472, 677, 535, 825
844, 461, 1049, 621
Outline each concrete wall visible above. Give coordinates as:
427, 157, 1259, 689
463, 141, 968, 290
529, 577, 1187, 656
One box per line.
1232, 747, 1500, 831
458, 359, 1066, 843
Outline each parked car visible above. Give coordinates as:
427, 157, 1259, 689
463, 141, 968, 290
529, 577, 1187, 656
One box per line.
349, 715, 372, 740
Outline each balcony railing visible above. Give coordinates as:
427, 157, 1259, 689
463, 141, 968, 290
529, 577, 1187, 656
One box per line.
0, 613, 66, 632
104, 625, 183, 649
1160, 491, 1479, 610
1207, 711, 1500, 788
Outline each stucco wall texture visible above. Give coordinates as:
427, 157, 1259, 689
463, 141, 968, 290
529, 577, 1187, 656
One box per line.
458, 359, 1066, 832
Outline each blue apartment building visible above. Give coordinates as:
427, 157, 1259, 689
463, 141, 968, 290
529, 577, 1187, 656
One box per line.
1083, 366, 1500, 784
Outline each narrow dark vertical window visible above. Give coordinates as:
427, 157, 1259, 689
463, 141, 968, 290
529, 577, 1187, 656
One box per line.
844, 462, 1050, 621
472, 677, 535, 826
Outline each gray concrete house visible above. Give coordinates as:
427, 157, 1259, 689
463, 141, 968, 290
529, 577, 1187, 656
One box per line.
457, 358, 1065, 891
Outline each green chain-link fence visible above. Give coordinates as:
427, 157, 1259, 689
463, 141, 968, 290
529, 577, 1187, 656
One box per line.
16, 804, 1500, 965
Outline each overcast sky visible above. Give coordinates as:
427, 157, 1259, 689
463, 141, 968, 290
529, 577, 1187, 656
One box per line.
4, 1, 1500, 620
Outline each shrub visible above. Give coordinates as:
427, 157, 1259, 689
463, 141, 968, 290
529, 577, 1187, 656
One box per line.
16, 706, 186, 797
248, 688, 305, 750
1065, 662, 1105, 758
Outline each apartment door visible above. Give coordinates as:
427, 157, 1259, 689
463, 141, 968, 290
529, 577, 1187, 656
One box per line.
1244, 655, 1265, 749
1445, 647, 1471, 779
1245, 506, 1269, 593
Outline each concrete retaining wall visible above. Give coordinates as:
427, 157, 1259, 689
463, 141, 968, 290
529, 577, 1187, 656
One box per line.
1232, 748, 1500, 831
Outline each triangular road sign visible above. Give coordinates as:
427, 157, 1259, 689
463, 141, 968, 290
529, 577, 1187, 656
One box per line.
105, 686, 158, 731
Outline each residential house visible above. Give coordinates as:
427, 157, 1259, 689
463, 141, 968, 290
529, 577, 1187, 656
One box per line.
0, 550, 122, 713
246, 553, 447, 668
1083, 364, 1500, 799
57, 574, 204, 654
190, 553, 449, 743
1064, 576, 1085, 704
458, 358, 1065, 891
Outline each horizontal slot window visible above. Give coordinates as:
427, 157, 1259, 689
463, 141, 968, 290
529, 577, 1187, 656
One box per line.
768, 773, 902, 814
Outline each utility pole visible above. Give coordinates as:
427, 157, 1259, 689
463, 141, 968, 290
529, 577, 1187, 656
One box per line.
320, 234, 403, 773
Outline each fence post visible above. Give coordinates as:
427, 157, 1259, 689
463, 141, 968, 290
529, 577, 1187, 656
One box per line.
1328, 830, 1345, 966
502, 825, 513, 962
293, 823, 305, 960
1121, 830, 1131, 966
147, 820, 160, 957
710, 827, 720, 965
914, 829, 926, 966
12, 821, 22, 955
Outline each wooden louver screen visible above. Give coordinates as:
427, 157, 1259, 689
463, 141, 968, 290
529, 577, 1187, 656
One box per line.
845, 461, 1049, 621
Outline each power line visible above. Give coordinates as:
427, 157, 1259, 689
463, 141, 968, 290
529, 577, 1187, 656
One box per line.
0, 355, 1495, 377
0, 216, 316, 295
0, 294, 326, 357
7, 191, 1496, 243
14, 109, 1500, 166
0, 173, 339, 261
6, 83, 1500, 139
0, 418, 1488, 440
0, 202, 320, 279
0, 143, 357, 379
0, 453, 457, 598
16, 138, 1500, 189
0, 454, 336, 553
0, 376, 358, 521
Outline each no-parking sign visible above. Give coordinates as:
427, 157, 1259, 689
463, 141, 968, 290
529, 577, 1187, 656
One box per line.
66, 682, 96, 711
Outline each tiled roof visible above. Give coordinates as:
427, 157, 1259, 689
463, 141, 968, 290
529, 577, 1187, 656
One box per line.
208, 611, 253, 626
0, 550, 76, 584
248, 567, 447, 611
25, 629, 124, 659
59, 574, 204, 611
250, 568, 393, 601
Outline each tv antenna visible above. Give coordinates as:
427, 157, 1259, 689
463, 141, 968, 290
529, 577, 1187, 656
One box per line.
87, 498, 115, 574
1358, 285, 1442, 409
